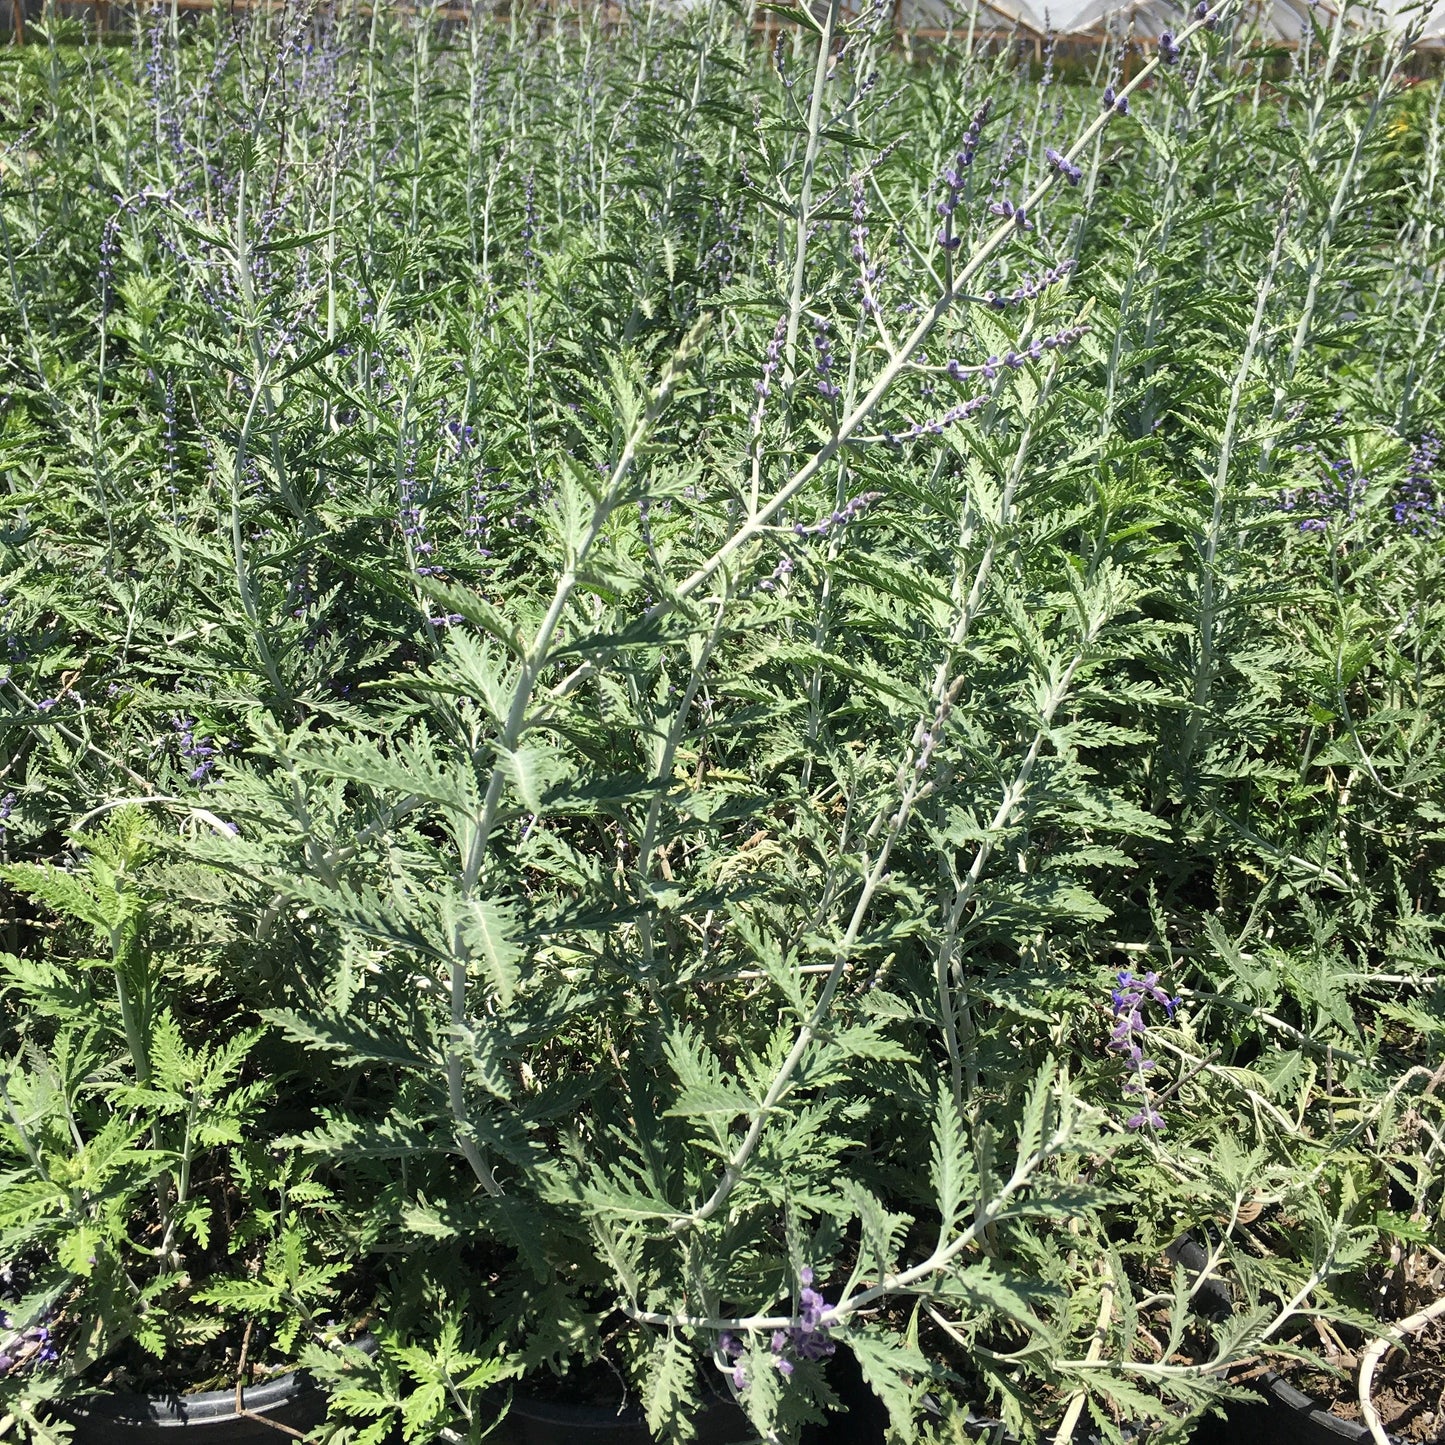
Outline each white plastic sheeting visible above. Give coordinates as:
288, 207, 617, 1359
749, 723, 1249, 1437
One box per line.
895, 0, 1445, 39
1045, 0, 1339, 37
1375, 0, 1445, 38
896, 0, 1050, 31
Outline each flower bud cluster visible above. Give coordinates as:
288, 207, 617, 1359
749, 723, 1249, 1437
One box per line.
0, 1312, 58, 1379
1392, 429, 1441, 534
399, 435, 441, 577
1109, 970, 1178, 1130
520, 169, 539, 286
935, 99, 992, 251
945, 323, 1087, 382
988, 196, 1034, 231
1159, 29, 1182, 64
771, 1268, 837, 1377
444, 418, 478, 456
716, 1268, 837, 1390
792, 490, 883, 539
753, 316, 787, 408
983, 258, 1076, 311
1044, 146, 1082, 185
814, 319, 840, 400
885, 392, 990, 444
1278, 450, 1367, 533
851, 179, 883, 310
173, 715, 219, 785
850, 180, 870, 266
1102, 85, 1130, 116
757, 553, 794, 594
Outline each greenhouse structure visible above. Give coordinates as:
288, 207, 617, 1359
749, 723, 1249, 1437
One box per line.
891, 0, 1444, 41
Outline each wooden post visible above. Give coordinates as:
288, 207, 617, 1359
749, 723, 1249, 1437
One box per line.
11, 0, 23, 45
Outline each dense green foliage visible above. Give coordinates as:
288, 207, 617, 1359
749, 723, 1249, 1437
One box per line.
2, 1, 1444, 1441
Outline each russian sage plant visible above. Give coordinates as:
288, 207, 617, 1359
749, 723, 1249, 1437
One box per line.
1, 0, 1443, 1441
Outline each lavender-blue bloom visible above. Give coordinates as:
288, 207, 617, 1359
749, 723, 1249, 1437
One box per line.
792, 491, 883, 539
717, 1330, 746, 1389
986, 196, 1035, 231
984, 257, 1076, 311
1109, 970, 1178, 1131
771, 1267, 837, 1375
1279, 451, 1368, 533
814, 319, 840, 400
935, 99, 993, 251
758, 553, 794, 593
1044, 146, 1083, 185
173, 716, 219, 785
1392, 429, 1441, 534
1125, 1105, 1166, 1130
0, 1312, 58, 1378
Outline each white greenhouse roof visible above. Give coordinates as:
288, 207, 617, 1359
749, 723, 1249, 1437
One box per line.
897, 0, 1050, 30
1375, 0, 1445, 36
894, 0, 1445, 39
1041, 0, 1340, 37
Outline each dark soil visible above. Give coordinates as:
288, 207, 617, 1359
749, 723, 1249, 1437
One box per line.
529, 1355, 643, 1412
1280, 1314, 1445, 1443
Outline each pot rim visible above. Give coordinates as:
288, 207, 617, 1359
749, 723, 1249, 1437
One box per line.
1258, 1368, 1409, 1445
60, 1334, 378, 1427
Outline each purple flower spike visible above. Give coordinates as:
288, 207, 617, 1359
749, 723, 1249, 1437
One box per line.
1109, 968, 1176, 1133
1045, 146, 1083, 184
1392, 429, 1441, 534
813, 320, 841, 399
755, 1267, 839, 1385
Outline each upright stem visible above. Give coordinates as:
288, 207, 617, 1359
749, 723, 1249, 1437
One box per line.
781, 0, 840, 391
1178, 197, 1290, 778
445, 325, 704, 1196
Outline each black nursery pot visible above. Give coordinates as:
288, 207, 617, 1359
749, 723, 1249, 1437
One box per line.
496, 1348, 886, 1445
1150, 1241, 1409, 1445
59, 1338, 378, 1444
497, 1389, 752, 1445
1237, 1370, 1408, 1445
61, 1370, 330, 1443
